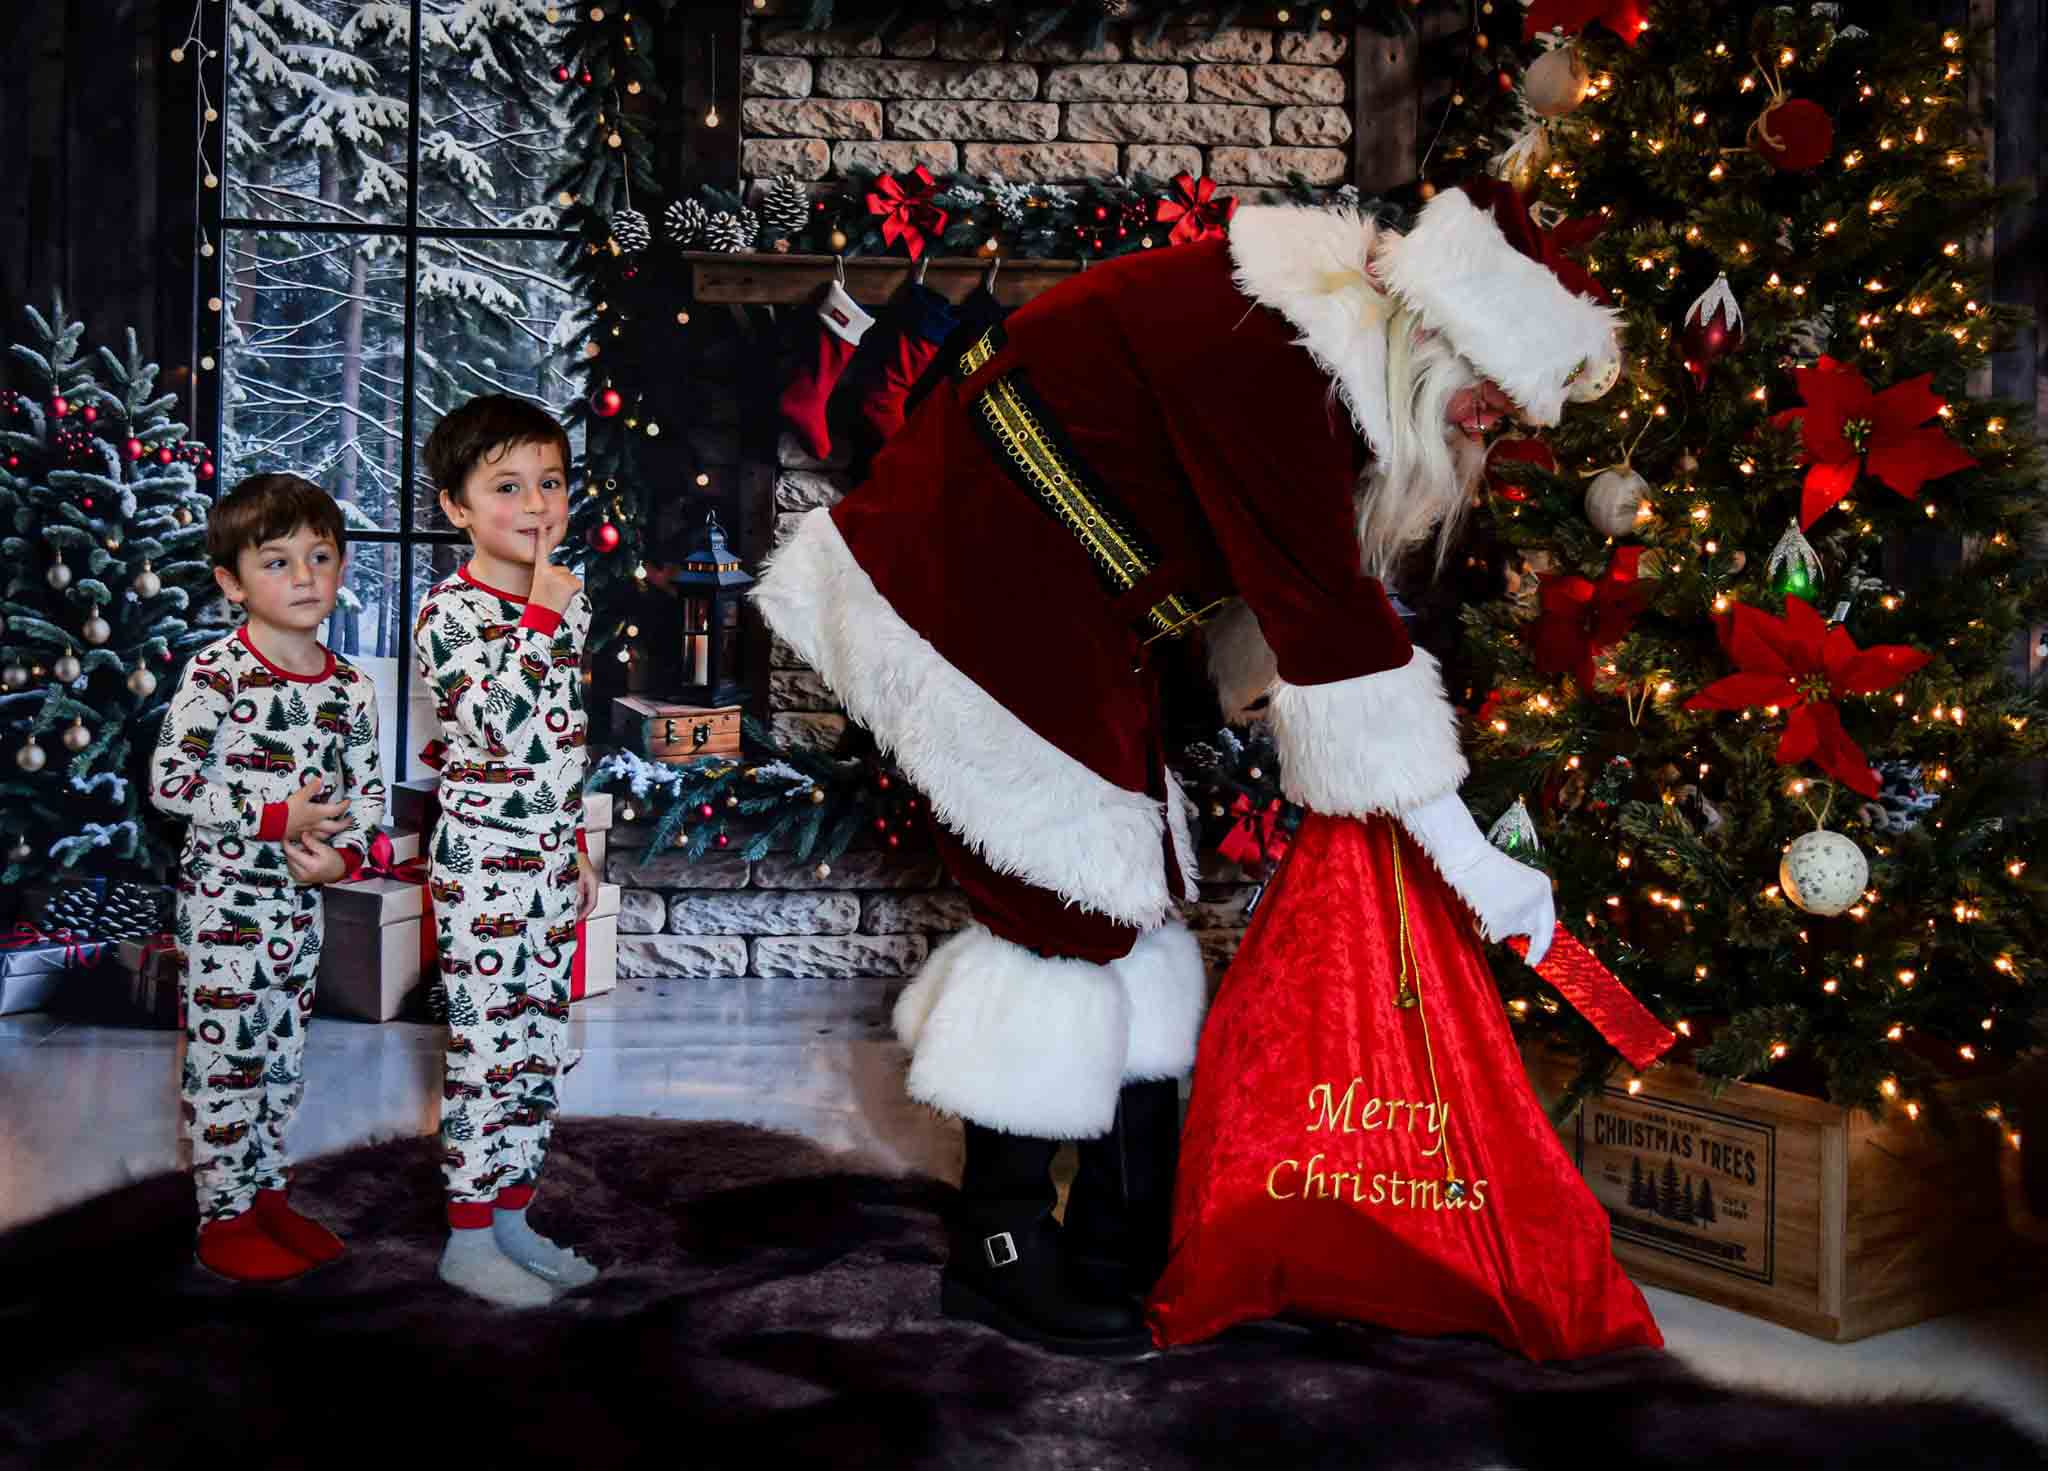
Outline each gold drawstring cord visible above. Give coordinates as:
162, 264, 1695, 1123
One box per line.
1386, 816, 1466, 1201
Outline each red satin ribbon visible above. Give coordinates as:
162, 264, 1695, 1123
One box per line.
1217, 795, 1289, 867
865, 165, 948, 260
1, 922, 105, 968
357, 831, 437, 983
1507, 925, 1675, 1072
1153, 171, 1236, 246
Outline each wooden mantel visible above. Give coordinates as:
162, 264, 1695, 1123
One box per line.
685, 250, 1085, 309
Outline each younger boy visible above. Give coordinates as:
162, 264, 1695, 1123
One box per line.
415, 394, 599, 1308
151, 473, 386, 1282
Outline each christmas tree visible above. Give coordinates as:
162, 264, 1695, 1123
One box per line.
0, 300, 219, 885
1433, 5, 2045, 1132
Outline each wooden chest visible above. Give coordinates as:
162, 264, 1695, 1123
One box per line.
611, 696, 743, 761
1524, 1048, 2047, 1340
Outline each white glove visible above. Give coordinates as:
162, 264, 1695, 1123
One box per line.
1397, 791, 1556, 967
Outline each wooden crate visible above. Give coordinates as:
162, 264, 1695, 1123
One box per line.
1524, 1049, 2047, 1341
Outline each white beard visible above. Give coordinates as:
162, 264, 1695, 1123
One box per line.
1350, 310, 1487, 582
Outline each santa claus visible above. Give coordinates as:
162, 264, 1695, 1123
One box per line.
752, 178, 1620, 1353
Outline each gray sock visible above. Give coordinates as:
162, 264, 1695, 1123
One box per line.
438, 1227, 560, 1308
493, 1205, 600, 1289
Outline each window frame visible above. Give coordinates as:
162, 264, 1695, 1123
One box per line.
197, 0, 581, 782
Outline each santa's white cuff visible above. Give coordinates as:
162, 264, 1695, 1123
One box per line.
1267, 649, 1468, 818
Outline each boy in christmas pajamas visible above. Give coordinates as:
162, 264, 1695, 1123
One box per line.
151, 474, 386, 1283
415, 394, 600, 1308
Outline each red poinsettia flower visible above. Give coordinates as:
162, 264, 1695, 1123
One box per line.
865, 165, 949, 260
1772, 356, 1976, 529
1684, 597, 1929, 797
1154, 172, 1237, 246
1524, 0, 1650, 45
1528, 546, 1651, 693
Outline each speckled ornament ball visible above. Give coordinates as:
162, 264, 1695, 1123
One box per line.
1584, 467, 1650, 537
1780, 829, 1868, 916
1524, 44, 1590, 117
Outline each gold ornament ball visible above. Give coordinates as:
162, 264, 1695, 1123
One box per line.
134, 565, 162, 599
726, 795, 738, 808
15, 740, 46, 773
1, 664, 26, 691
828, 229, 848, 251
814, 862, 832, 880
82, 615, 112, 646
176, 508, 192, 526
1524, 44, 1591, 117
62, 720, 91, 753
1210, 803, 1226, 818
809, 788, 826, 804
1247, 766, 1263, 780
127, 665, 158, 698
46, 561, 72, 591
52, 652, 81, 683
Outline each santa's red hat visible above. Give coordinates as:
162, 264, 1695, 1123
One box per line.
1375, 178, 1622, 425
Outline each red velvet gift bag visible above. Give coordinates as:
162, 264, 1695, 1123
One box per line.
1147, 812, 1663, 1361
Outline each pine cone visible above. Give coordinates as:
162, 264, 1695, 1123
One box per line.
611, 207, 651, 255
703, 210, 749, 253
759, 175, 810, 242
664, 197, 709, 248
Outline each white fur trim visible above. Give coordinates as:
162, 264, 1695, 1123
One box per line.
819, 282, 875, 346
1203, 598, 1280, 721
1228, 204, 1397, 460
1374, 189, 1621, 429
1115, 922, 1207, 1081
752, 508, 1176, 929
1163, 767, 1201, 903
893, 926, 1129, 1138
1267, 649, 1469, 817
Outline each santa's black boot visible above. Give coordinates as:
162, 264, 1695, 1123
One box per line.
1062, 1079, 1182, 1303
941, 1122, 1149, 1355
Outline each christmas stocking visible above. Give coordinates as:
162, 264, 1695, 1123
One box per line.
854, 280, 959, 449
778, 281, 875, 462
903, 284, 1009, 422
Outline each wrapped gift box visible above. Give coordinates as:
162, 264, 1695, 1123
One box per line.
571, 883, 621, 1001
315, 828, 430, 1023
392, 776, 441, 835
115, 935, 185, 1029
0, 927, 110, 1015
582, 791, 613, 875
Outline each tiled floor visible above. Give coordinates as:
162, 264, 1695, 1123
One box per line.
2, 982, 2042, 1438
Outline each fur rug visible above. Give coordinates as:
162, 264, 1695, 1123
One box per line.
0, 1118, 2038, 1470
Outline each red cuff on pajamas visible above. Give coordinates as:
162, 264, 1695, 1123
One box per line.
517, 602, 563, 637
335, 845, 366, 882
447, 1201, 495, 1229
494, 1184, 537, 1211
258, 802, 290, 842
574, 827, 588, 855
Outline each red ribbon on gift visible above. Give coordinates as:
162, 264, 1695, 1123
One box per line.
1508, 924, 1676, 1072
1217, 795, 1289, 867
865, 165, 949, 260
1, 922, 105, 969
359, 831, 438, 985
571, 913, 591, 1000
1153, 172, 1237, 246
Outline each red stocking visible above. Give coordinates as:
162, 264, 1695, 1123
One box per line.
857, 282, 958, 446
779, 281, 873, 461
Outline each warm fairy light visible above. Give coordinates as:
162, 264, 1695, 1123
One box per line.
1823, 978, 1839, 994
1676, 1020, 1693, 1036
1788, 779, 1809, 796
1914, 126, 1927, 144
1770, 1042, 1789, 1060
1737, 458, 1756, 474
1617, 853, 1632, 868
1887, 1024, 1905, 1041
1982, 1018, 1996, 1033
1881, 1077, 1900, 1098
1943, 30, 1961, 48
1960, 1045, 1978, 1062
1740, 74, 1756, 92
1707, 162, 1725, 181
1695, 965, 1709, 980
1842, 150, 1862, 169
1566, 755, 1582, 770
1656, 681, 1674, 696
1712, 595, 1729, 612
1792, 284, 1807, 297
1778, 47, 1795, 65
1736, 240, 1752, 257
1686, 225, 1702, 241
1822, 219, 1839, 235
1627, 1078, 1643, 1095
1766, 272, 1782, 287
1764, 885, 1782, 900
1933, 766, 1951, 782
1605, 895, 1622, 908
1905, 1101, 1921, 1121
1866, 278, 1886, 292
1691, 110, 1708, 125
1491, 719, 1508, 734
1510, 999, 1529, 1015
1880, 136, 1896, 151
1898, 969, 1917, 986
1987, 417, 2006, 434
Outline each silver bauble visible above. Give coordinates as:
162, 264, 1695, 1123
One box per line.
1, 664, 26, 691
1585, 467, 1650, 537
1780, 830, 1868, 917
127, 665, 158, 698
133, 564, 162, 599
52, 651, 81, 684
46, 560, 72, 591
82, 615, 111, 646
15, 739, 47, 773
61, 719, 91, 753
1525, 44, 1591, 117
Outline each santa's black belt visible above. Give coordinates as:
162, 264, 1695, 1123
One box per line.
952, 325, 1223, 645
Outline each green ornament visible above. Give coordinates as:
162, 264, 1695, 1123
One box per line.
1768, 519, 1824, 602
1486, 797, 1541, 855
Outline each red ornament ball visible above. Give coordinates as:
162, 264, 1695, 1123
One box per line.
156, 446, 175, 464
1750, 98, 1833, 173
79, 405, 97, 424
699, 803, 715, 819
81, 496, 94, 510
198, 461, 215, 480
1496, 69, 1515, 92
714, 832, 730, 849
886, 833, 900, 850
50, 397, 68, 418
4, 456, 16, 469
873, 817, 889, 833
1680, 310, 1744, 392
876, 774, 892, 791
592, 387, 624, 418
125, 438, 144, 460
587, 520, 621, 553
553, 64, 571, 82
1093, 205, 1109, 221
579, 69, 593, 85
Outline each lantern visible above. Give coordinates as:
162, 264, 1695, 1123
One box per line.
673, 510, 754, 706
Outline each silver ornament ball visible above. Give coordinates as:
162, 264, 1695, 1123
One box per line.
46, 561, 72, 591
81, 615, 111, 646
1524, 44, 1591, 117
127, 665, 158, 698
1, 664, 26, 691
52, 652, 81, 684
15, 739, 47, 773
1585, 467, 1650, 538
61, 720, 91, 753
133, 566, 162, 599
1780, 829, 1868, 917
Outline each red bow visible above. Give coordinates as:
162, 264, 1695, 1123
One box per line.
1, 922, 104, 968
361, 828, 430, 885
1771, 356, 1976, 529
1528, 547, 1651, 693
1684, 596, 1928, 798
1523, 0, 1649, 45
865, 165, 949, 261
1154, 172, 1237, 247
1217, 795, 1289, 867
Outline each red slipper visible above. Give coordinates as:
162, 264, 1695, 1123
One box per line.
197, 1208, 313, 1284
